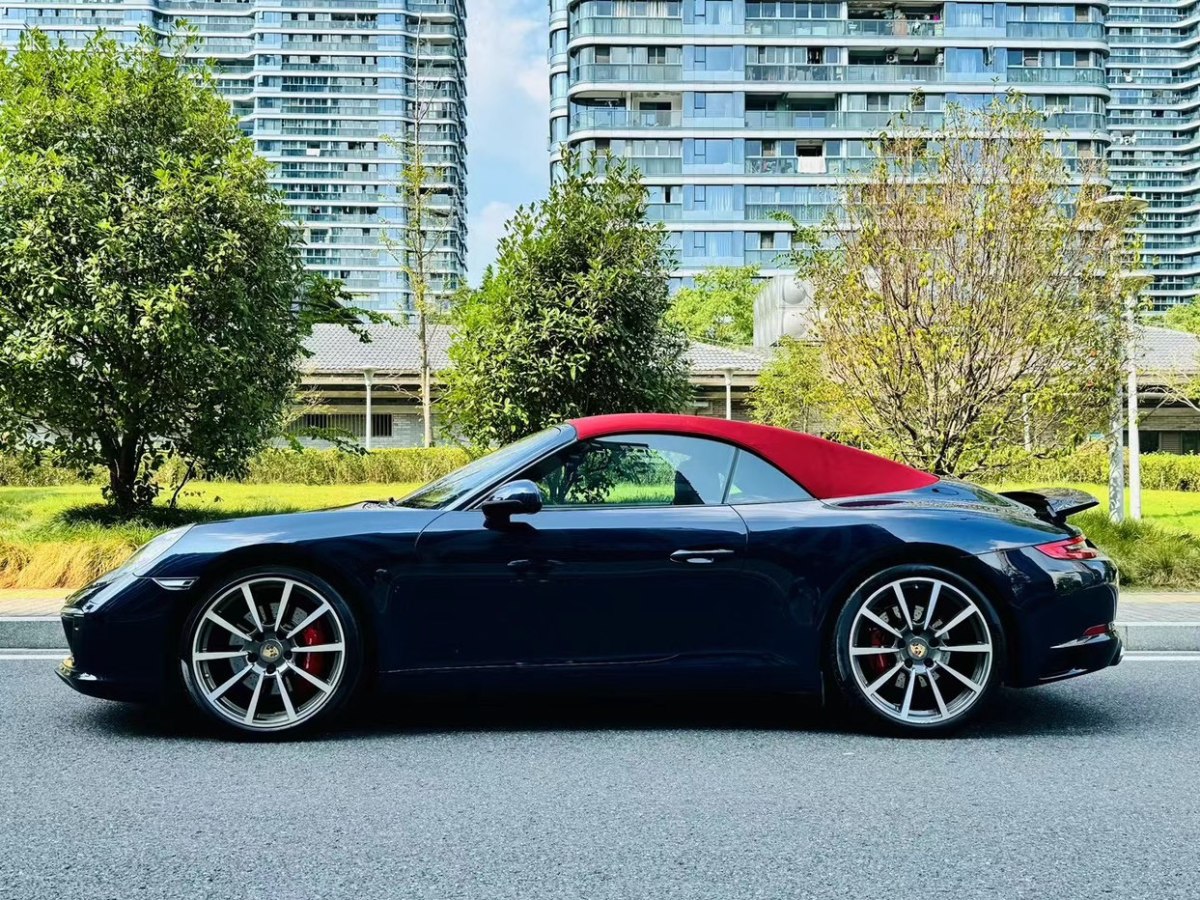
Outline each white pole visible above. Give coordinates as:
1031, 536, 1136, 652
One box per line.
363, 369, 375, 451
722, 368, 733, 420
1128, 364, 1141, 520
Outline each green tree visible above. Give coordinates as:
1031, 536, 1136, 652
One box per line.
1164, 300, 1200, 335
442, 149, 691, 450
749, 338, 840, 434
668, 266, 760, 345
784, 95, 1146, 476
0, 32, 309, 513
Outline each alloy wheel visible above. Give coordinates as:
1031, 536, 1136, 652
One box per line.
189, 576, 348, 732
847, 576, 994, 726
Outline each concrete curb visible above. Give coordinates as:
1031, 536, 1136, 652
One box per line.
0, 616, 66, 651
2, 616, 1198, 653
1115, 622, 1200, 652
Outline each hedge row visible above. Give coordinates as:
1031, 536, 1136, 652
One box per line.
6, 441, 1200, 491
0, 447, 471, 488
1000, 443, 1200, 492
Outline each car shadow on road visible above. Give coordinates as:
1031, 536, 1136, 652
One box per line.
73, 677, 1141, 743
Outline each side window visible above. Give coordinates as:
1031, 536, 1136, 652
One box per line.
518, 434, 736, 507
726, 450, 812, 504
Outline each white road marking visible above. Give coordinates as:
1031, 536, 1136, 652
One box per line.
0, 652, 68, 660
1123, 653, 1200, 662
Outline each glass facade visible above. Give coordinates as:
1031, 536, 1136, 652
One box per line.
1107, 0, 1200, 310
3, 0, 468, 315
553, 0, 1200, 303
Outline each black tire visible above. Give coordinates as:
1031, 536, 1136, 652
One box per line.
828, 564, 1005, 735
179, 566, 364, 739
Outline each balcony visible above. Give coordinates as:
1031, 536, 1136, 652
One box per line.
1005, 22, 1105, 41
571, 64, 684, 84
745, 156, 828, 175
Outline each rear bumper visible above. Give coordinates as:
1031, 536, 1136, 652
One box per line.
1037, 624, 1123, 683
982, 547, 1122, 687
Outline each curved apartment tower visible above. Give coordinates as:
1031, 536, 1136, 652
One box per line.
1107, 0, 1200, 309
551, 0, 1113, 288
2, 0, 468, 315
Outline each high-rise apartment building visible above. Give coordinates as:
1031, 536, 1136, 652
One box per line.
1107, 1, 1199, 310
551, 0, 1186, 297
2, 0, 468, 314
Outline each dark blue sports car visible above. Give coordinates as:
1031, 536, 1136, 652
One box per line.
58, 414, 1121, 736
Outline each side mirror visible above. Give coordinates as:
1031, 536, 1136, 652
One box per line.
481, 479, 543, 526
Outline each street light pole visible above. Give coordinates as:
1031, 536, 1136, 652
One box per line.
363, 368, 376, 451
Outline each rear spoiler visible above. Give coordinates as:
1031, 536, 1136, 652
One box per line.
999, 488, 1099, 525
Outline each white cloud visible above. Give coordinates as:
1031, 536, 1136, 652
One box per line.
465, 0, 550, 283
468, 200, 518, 282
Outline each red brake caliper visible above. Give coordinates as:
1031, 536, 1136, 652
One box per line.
866, 625, 891, 678
299, 621, 331, 679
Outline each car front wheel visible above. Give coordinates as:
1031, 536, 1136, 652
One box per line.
830, 565, 1003, 734
180, 567, 362, 737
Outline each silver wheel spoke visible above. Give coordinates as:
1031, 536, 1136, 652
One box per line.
936, 660, 983, 694
860, 608, 903, 640
850, 645, 901, 656
850, 577, 993, 727
899, 675, 916, 718
244, 674, 264, 724
277, 672, 297, 722
929, 674, 949, 718
204, 612, 253, 643
924, 581, 941, 628
934, 606, 976, 639
286, 601, 331, 639
207, 664, 252, 702
864, 661, 904, 696
291, 643, 345, 654
194, 576, 347, 730
273, 580, 294, 632
288, 664, 333, 694
893, 583, 914, 630
195, 650, 247, 662
242, 584, 264, 633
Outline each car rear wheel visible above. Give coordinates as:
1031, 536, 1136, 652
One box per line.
830, 565, 1002, 734
180, 568, 362, 737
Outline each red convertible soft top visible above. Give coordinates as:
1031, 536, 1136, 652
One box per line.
569, 414, 937, 500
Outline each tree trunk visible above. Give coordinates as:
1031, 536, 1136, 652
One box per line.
107, 437, 145, 515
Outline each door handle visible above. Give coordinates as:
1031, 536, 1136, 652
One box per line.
670, 549, 736, 565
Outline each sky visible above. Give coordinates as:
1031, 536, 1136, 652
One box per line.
465, 0, 550, 286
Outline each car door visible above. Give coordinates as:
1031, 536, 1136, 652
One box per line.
406, 433, 772, 670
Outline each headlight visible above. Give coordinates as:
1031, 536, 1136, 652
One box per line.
127, 526, 192, 576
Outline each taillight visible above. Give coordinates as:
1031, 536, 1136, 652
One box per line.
1036, 536, 1099, 561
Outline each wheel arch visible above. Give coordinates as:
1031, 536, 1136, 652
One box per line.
816, 541, 1018, 682
170, 544, 380, 676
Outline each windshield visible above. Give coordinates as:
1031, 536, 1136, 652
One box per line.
396, 426, 568, 509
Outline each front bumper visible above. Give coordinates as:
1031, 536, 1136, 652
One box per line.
57, 574, 184, 704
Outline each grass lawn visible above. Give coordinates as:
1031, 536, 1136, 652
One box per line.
0, 482, 418, 590
3, 479, 1200, 591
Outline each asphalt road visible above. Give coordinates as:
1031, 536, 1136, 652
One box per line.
1, 656, 1197, 900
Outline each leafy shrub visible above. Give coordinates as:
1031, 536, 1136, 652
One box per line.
0, 448, 470, 488
243, 448, 470, 485
1072, 511, 1200, 588
1000, 443, 1200, 492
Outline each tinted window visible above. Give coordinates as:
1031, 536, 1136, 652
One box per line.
397, 427, 566, 509
518, 433, 736, 507
726, 450, 811, 504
